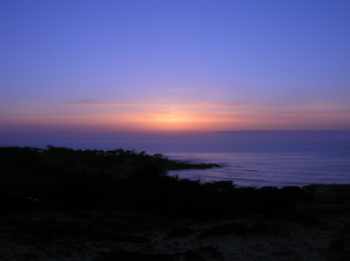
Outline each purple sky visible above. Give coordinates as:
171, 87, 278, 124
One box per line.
1, 0, 349, 135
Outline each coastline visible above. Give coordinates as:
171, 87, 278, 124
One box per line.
1, 147, 349, 260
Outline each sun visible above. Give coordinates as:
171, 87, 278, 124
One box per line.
151, 112, 195, 130
105, 103, 239, 132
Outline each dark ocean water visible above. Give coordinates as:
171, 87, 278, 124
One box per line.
1, 130, 350, 187
167, 151, 350, 187
163, 131, 350, 187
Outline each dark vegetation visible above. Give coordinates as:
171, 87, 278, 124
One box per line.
0, 146, 314, 217
1, 147, 350, 260
0, 146, 349, 217
0, 146, 222, 212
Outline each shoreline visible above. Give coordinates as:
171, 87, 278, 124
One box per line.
1, 146, 350, 260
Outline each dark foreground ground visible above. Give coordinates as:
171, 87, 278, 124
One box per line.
1, 147, 349, 261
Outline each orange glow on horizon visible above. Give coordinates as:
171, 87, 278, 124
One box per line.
3, 101, 350, 132
150, 112, 195, 130
121, 107, 241, 131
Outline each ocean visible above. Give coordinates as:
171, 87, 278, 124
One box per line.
167, 151, 350, 187
2, 130, 350, 187
164, 131, 350, 187
111, 130, 350, 187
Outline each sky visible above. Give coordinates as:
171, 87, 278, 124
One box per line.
0, 0, 349, 134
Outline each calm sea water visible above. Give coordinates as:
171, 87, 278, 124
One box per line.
2, 130, 350, 187
163, 131, 350, 187
167, 151, 350, 187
